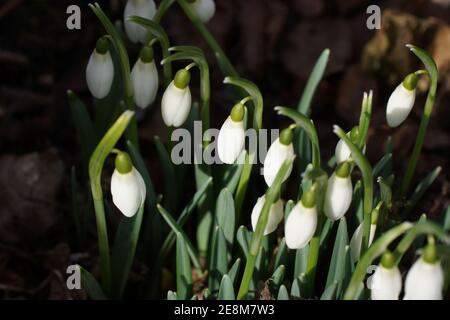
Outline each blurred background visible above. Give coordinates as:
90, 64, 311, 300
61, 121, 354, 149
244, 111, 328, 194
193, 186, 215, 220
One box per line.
0, 0, 449, 299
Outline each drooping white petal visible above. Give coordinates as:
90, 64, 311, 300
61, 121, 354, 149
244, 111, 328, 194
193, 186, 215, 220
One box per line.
86, 50, 114, 99
189, 0, 216, 23
263, 138, 295, 187
323, 173, 353, 220
335, 137, 366, 164
349, 223, 376, 263
124, 0, 156, 43
386, 84, 416, 127
161, 81, 192, 127
284, 202, 317, 249
131, 59, 159, 109
404, 258, 444, 300
217, 116, 245, 164
370, 265, 402, 300
111, 167, 146, 217
251, 196, 284, 236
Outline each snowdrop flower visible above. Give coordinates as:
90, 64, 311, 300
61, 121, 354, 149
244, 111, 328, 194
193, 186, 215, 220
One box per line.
187, 0, 216, 23
285, 187, 317, 249
251, 195, 284, 236
335, 126, 366, 164
370, 251, 402, 300
263, 127, 295, 187
217, 102, 245, 164
131, 46, 159, 109
324, 161, 352, 220
86, 37, 114, 99
161, 69, 192, 127
386, 73, 418, 127
350, 204, 379, 263
124, 0, 156, 43
404, 242, 444, 300
111, 151, 146, 217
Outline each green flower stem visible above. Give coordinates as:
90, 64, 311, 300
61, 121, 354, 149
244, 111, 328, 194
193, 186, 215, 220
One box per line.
88, 110, 135, 295
400, 45, 438, 198
176, 0, 238, 77
237, 160, 293, 300
343, 222, 414, 300
334, 125, 373, 256
127, 16, 173, 85
154, 0, 175, 23
223, 77, 264, 220
357, 91, 373, 149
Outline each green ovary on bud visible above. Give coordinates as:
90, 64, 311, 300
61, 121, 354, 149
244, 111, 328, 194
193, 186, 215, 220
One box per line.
115, 151, 133, 174
95, 36, 109, 54
279, 127, 293, 146
174, 69, 191, 89
422, 241, 438, 264
139, 46, 154, 63
335, 161, 351, 178
301, 187, 316, 209
381, 251, 396, 269
402, 73, 418, 91
230, 103, 245, 122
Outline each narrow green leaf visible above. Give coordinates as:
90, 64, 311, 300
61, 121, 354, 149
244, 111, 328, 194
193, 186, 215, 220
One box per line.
274, 238, 288, 270
79, 265, 107, 300
209, 226, 229, 293
319, 218, 335, 247
269, 265, 285, 293
405, 166, 441, 215
215, 188, 235, 246
236, 225, 251, 258
218, 275, 235, 300
290, 273, 308, 299
154, 136, 178, 212
176, 233, 192, 300
321, 281, 338, 300
157, 205, 202, 270
378, 177, 392, 210
277, 285, 289, 300
444, 205, 450, 231
228, 258, 241, 286
373, 153, 392, 178
294, 246, 309, 278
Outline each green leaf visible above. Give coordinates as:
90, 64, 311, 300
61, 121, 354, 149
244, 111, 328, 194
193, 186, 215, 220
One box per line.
294, 246, 309, 278
404, 166, 441, 215
228, 258, 241, 286
218, 275, 235, 300
320, 218, 335, 247
373, 153, 392, 178
269, 265, 285, 293
176, 233, 192, 300
277, 285, 290, 300
274, 238, 288, 270
79, 266, 107, 300
209, 226, 229, 293
284, 200, 295, 220
215, 188, 236, 246
325, 217, 349, 297
157, 204, 202, 270
357, 91, 373, 148
290, 273, 308, 299
377, 177, 392, 210
444, 205, 450, 231
68, 91, 97, 168
111, 205, 145, 298
320, 281, 338, 300
154, 136, 178, 212
236, 225, 251, 258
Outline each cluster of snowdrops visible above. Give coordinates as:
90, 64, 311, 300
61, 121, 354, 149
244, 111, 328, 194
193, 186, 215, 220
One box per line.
70, 0, 450, 300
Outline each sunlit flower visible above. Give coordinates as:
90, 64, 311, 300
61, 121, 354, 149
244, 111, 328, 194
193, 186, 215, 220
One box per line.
324, 161, 352, 220
386, 73, 417, 127
161, 69, 192, 127
124, 0, 156, 43
217, 102, 245, 164
251, 195, 284, 236
131, 46, 159, 109
86, 37, 114, 99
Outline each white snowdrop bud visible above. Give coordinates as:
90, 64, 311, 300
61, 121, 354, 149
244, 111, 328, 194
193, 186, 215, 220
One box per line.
161, 69, 192, 127
404, 243, 444, 300
86, 37, 114, 99
370, 251, 402, 300
350, 204, 379, 263
386, 73, 417, 127
124, 0, 156, 43
263, 128, 295, 187
188, 0, 216, 23
131, 46, 159, 109
285, 188, 317, 249
335, 126, 366, 164
217, 103, 245, 164
324, 161, 353, 220
251, 195, 284, 236
110, 152, 146, 217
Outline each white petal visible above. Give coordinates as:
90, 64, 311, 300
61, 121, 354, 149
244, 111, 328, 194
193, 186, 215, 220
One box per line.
111, 167, 146, 217
335, 134, 366, 164
323, 173, 353, 220
263, 138, 295, 187
131, 59, 159, 109
161, 81, 192, 127
370, 265, 402, 300
350, 223, 376, 263
124, 0, 156, 43
284, 202, 317, 249
251, 196, 284, 236
190, 0, 216, 23
86, 50, 114, 99
386, 84, 416, 127
404, 258, 444, 300
217, 117, 245, 164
